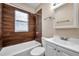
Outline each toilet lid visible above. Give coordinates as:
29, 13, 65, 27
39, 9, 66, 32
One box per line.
31, 47, 45, 56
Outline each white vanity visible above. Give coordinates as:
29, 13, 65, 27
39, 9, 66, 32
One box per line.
42, 37, 79, 56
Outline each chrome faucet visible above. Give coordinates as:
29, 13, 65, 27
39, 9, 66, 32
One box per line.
60, 37, 68, 41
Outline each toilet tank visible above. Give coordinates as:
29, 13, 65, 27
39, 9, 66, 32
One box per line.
42, 37, 47, 48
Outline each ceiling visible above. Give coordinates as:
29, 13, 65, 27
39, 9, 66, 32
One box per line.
26, 3, 40, 9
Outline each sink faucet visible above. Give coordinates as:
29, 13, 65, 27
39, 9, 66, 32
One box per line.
60, 37, 68, 41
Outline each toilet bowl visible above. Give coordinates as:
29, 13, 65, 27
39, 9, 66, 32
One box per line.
30, 47, 45, 56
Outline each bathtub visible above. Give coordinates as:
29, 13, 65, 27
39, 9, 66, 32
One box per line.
0, 40, 41, 56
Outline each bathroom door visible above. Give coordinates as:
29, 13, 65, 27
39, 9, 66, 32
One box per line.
0, 3, 2, 51
35, 9, 42, 43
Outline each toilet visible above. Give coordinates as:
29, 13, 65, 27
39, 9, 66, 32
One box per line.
30, 47, 45, 56
30, 38, 46, 56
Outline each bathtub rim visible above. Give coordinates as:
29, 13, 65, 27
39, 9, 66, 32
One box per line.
0, 40, 41, 56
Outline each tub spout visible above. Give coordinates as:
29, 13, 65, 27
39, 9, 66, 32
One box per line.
0, 48, 2, 51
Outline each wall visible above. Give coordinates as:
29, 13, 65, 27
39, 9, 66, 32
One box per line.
2, 4, 36, 47
55, 29, 79, 38
7, 3, 54, 38
35, 3, 54, 37
6, 3, 35, 13
54, 3, 79, 38
0, 4, 2, 48
2, 3, 79, 47
0, 9, 1, 40
36, 3, 79, 38
9, 3, 79, 39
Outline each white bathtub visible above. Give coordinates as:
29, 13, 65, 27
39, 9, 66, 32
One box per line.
0, 40, 41, 56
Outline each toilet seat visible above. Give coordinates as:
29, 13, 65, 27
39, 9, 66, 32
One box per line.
31, 47, 45, 56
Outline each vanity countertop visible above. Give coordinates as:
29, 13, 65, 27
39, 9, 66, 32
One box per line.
43, 37, 79, 53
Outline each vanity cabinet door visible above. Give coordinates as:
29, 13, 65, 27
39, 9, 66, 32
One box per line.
56, 50, 70, 56
45, 45, 57, 56
55, 45, 70, 56
60, 52, 70, 56
59, 47, 79, 56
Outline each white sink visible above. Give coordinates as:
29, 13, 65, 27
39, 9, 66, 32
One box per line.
48, 36, 79, 45
68, 38, 79, 44
42, 36, 79, 45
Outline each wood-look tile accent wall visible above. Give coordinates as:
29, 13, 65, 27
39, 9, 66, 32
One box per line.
0, 4, 2, 47
1, 4, 36, 47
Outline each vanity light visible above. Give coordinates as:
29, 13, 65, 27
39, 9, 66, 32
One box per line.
51, 3, 65, 9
